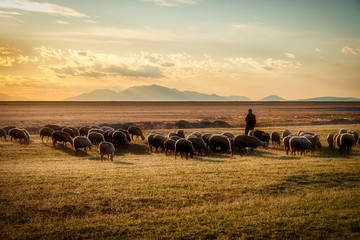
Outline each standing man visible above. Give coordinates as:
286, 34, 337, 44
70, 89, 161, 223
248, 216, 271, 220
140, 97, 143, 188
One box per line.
245, 108, 256, 135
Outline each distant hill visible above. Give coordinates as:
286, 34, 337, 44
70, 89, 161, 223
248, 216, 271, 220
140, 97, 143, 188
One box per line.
65, 85, 252, 101
259, 95, 286, 101
298, 97, 360, 102
0, 93, 34, 101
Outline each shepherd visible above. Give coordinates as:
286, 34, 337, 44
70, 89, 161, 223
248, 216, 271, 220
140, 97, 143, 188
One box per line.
245, 108, 256, 135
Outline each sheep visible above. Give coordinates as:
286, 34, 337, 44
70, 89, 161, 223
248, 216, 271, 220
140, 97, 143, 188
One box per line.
187, 136, 207, 155
282, 129, 291, 138
232, 134, 267, 155
68, 127, 80, 136
62, 127, 76, 138
338, 133, 355, 154
79, 126, 91, 136
222, 132, 235, 139
333, 133, 341, 153
52, 130, 73, 148
327, 133, 334, 150
299, 131, 317, 137
177, 130, 185, 138
104, 130, 115, 142
73, 136, 92, 154
128, 126, 145, 141
164, 139, 176, 155
251, 130, 270, 144
9, 128, 29, 142
191, 131, 202, 138
283, 134, 297, 155
208, 134, 232, 153
88, 132, 105, 146
147, 132, 157, 151
151, 134, 168, 152
248, 130, 254, 136
0, 128, 6, 141
202, 133, 212, 148
289, 136, 312, 155
112, 131, 128, 148
90, 125, 101, 129
117, 129, 131, 143
44, 124, 62, 131
347, 130, 358, 145
170, 136, 181, 141
174, 139, 194, 159
101, 126, 115, 132
39, 127, 54, 143
271, 131, 281, 146
339, 129, 348, 134
3, 126, 16, 135
168, 131, 177, 138
99, 141, 115, 160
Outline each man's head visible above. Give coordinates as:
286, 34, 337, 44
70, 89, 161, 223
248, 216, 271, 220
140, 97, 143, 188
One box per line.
248, 109, 252, 114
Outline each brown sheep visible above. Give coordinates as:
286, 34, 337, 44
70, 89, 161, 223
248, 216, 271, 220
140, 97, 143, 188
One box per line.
9, 128, 29, 142
52, 130, 73, 148
338, 133, 355, 154
74, 136, 92, 154
3, 126, 16, 135
88, 132, 105, 146
271, 131, 281, 146
187, 136, 207, 155
99, 141, 115, 160
327, 133, 334, 150
222, 132, 235, 139
151, 134, 168, 153
128, 126, 145, 141
79, 126, 91, 136
164, 139, 176, 155
283, 134, 296, 155
44, 124, 62, 131
232, 134, 267, 155
62, 127, 76, 138
208, 134, 232, 153
175, 139, 194, 159
177, 130, 185, 138
117, 129, 131, 143
170, 136, 181, 141
282, 129, 291, 138
39, 127, 54, 143
112, 131, 128, 148
289, 136, 312, 156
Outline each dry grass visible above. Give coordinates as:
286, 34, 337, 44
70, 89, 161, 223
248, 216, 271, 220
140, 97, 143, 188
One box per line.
1, 124, 360, 239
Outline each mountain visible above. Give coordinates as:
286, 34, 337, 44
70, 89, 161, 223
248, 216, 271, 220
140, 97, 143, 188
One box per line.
298, 97, 360, 101
259, 95, 286, 101
65, 85, 252, 101
0, 93, 34, 101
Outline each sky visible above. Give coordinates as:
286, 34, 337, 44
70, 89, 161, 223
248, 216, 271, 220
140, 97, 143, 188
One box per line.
0, 0, 359, 100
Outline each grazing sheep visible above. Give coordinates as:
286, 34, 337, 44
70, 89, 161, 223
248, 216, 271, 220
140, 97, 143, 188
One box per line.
89, 128, 106, 136
147, 133, 157, 151
62, 127, 76, 138
177, 130, 185, 138
251, 130, 270, 144
88, 132, 105, 146
101, 126, 115, 132
338, 133, 355, 154
90, 125, 101, 129
187, 136, 207, 155
39, 127, 54, 143
327, 133, 334, 150
104, 130, 115, 142
170, 136, 181, 141
202, 133, 212, 148
3, 126, 16, 135
52, 130, 73, 148
74, 136, 92, 154
112, 131, 128, 148
69, 127, 80, 136
347, 130, 358, 145
44, 124, 62, 131
271, 132, 281, 146
289, 136, 312, 155
128, 126, 145, 141
151, 134, 168, 152
282, 129, 291, 138
339, 129, 348, 134
208, 134, 232, 153
168, 131, 177, 138
0, 128, 6, 141
117, 129, 131, 143
191, 131, 202, 138
164, 139, 176, 155
79, 126, 91, 136
175, 139, 194, 159
283, 134, 297, 155
9, 128, 29, 142
99, 141, 115, 160
333, 133, 341, 153
222, 132, 235, 139
232, 134, 267, 155
299, 131, 317, 136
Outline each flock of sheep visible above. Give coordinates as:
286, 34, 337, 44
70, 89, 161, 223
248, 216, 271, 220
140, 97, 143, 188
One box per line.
1, 124, 359, 160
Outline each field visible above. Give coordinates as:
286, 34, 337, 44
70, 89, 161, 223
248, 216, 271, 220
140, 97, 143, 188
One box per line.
0, 102, 360, 239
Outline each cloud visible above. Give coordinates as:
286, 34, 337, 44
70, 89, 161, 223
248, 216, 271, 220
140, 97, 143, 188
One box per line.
0, 0, 87, 17
56, 20, 69, 24
341, 46, 360, 55
140, 0, 201, 7
226, 56, 300, 72
285, 52, 296, 59
316, 48, 321, 52
0, 46, 38, 66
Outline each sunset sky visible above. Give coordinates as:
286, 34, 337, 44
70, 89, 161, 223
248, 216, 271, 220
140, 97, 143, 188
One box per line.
0, 0, 359, 100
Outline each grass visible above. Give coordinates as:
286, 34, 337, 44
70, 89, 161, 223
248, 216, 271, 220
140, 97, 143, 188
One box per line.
0, 125, 360, 239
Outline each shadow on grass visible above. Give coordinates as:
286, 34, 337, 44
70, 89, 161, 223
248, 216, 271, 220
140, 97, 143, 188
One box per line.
44, 143, 77, 156
116, 143, 150, 156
